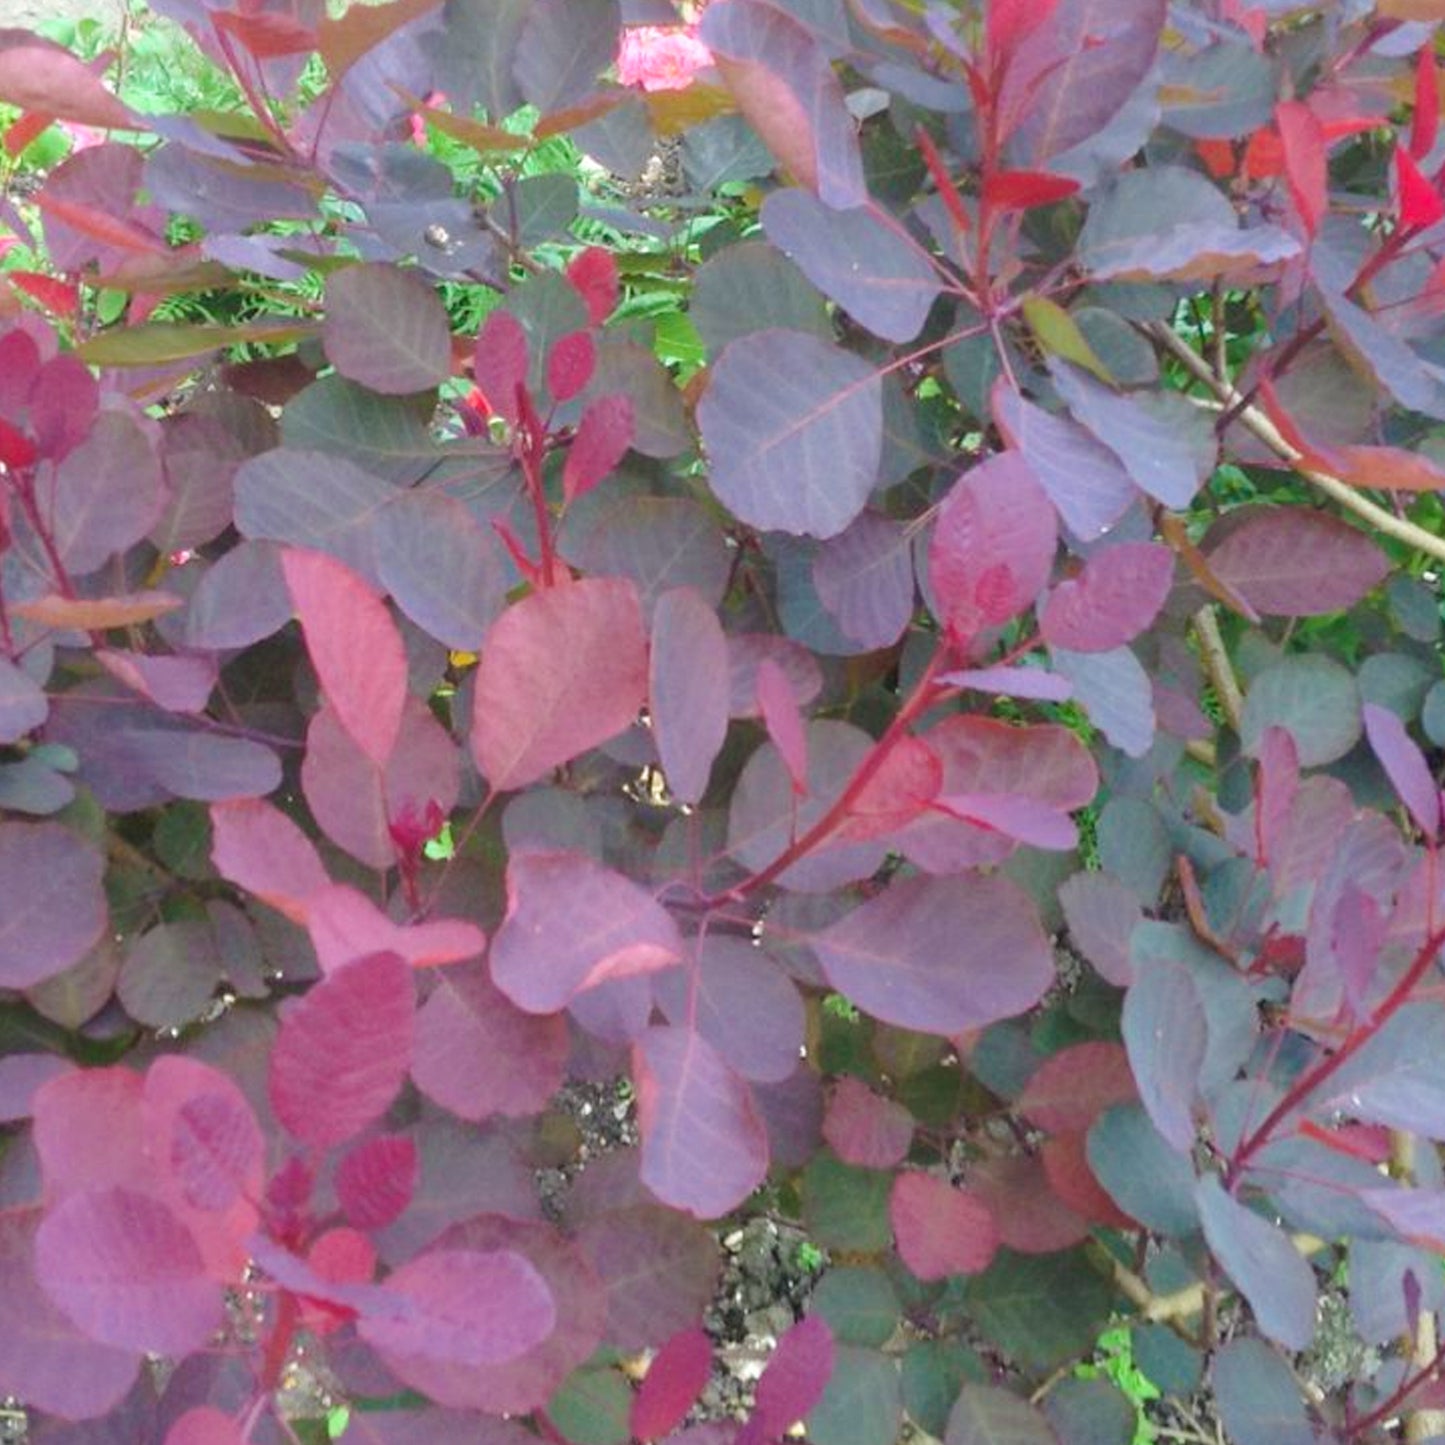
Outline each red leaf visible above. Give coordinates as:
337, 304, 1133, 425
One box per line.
1016, 1042, 1137, 1134
547, 329, 596, 403
210, 798, 331, 926
563, 393, 634, 504
1040, 541, 1175, 652
1396, 145, 1445, 228
754, 1315, 836, 1432
212, 9, 317, 58
987, 0, 1058, 62
282, 549, 407, 767
822, 1077, 914, 1168
982, 168, 1079, 213
7, 270, 79, 317
1275, 101, 1327, 237
474, 308, 530, 426
269, 952, 415, 1149
915, 125, 970, 234
890, 1172, 998, 1280
471, 577, 648, 791
756, 656, 809, 796
1040, 1133, 1136, 1230
631, 1327, 713, 1441
0, 417, 35, 469
335, 1134, 419, 1230
567, 246, 620, 326
1414, 43, 1439, 161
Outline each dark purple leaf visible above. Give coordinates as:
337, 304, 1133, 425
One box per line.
0, 822, 106, 989
269, 952, 415, 1149
514, 0, 620, 112
336, 1135, 418, 1232
754, 1315, 836, 1432
152, 413, 245, 553
691, 239, 830, 355
491, 850, 682, 1014
34, 1187, 222, 1356
575, 1207, 720, 1350
762, 189, 941, 342
1122, 960, 1206, 1151
946, 1386, 1056, 1445
649, 587, 730, 806
1196, 1176, 1317, 1351
117, 727, 281, 804
823, 1077, 914, 1168
1086, 1105, 1200, 1237
324, 264, 452, 395
971, 1153, 1089, 1254
1202, 508, 1390, 617
631, 1327, 713, 1441
634, 1025, 769, 1219
1364, 702, 1441, 841
118, 921, 225, 1031
411, 960, 568, 1118
813, 873, 1054, 1035
471, 577, 648, 791
700, 0, 865, 208
1050, 647, 1155, 758
0, 657, 48, 742
812, 511, 916, 650
1212, 1338, 1315, 1445
585, 335, 690, 458
698, 329, 881, 539
563, 393, 634, 504
184, 542, 291, 650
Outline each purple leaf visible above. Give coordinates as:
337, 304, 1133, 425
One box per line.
1320, 285, 1445, 416
1058, 871, 1142, 987
972, 1152, 1090, 1254
634, 1025, 770, 1219
757, 657, 809, 796
269, 952, 415, 1149
1122, 960, 1206, 1151
0, 822, 106, 989
336, 1135, 419, 1232
411, 960, 569, 1118
927, 450, 1057, 648
152, 412, 245, 553
115, 726, 281, 804
375, 492, 507, 652
490, 850, 682, 1014
700, 0, 865, 208
932, 793, 1078, 851
1364, 703, 1441, 841
753, 1315, 836, 1431
1202, 508, 1390, 617
0, 1054, 74, 1124
118, 921, 225, 1031
762, 189, 941, 342
631, 1327, 713, 1441
1212, 1338, 1315, 1445
563, 393, 634, 504
359, 1246, 556, 1365
471, 577, 648, 792
514, 0, 620, 112
1332, 883, 1387, 1022
96, 650, 216, 714
823, 1077, 914, 1168
698, 329, 881, 539
1240, 655, 1361, 768
184, 542, 292, 650
1041, 542, 1174, 652
1196, 1177, 1317, 1351
727, 635, 823, 718
34, 1187, 222, 1355
0, 30, 135, 128
938, 665, 1073, 702
0, 657, 48, 742
284, 548, 407, 768
1050, 646, 1156, 758
813, 873, 1054, 1035
649, 587, 730, 806
811, 510, 916, 650
324, 263, 452, 395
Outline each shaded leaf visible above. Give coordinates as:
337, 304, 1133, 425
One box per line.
945, 1385, 1056, 1445
324, 263, 452, 395
1212, 1337, 1315, 1445
0, 822, 106, 990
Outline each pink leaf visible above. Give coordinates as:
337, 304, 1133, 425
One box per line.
471, 577, 648, 791
305, 884, 485, 975
890, 1173, 998, 1281
563, 393, 634, 504
1364, 703, 1441, 842
1275, 100, 1327, 236
838, 734, 941, 842
822, 1077, 914, 1168
490, 850, 682, 1013
754, 1315, 835, 1431
634, 1025, 770, 1219
987, 0, 1058, 61
650, 586, 731, 806
631, 1327, 714, 1441
210, 799, 331, 924
547, 330, 596, 403
269, 952, 415, 1149
474, 309, 530, 426
336, 1134, 419, 1231
756, 656, 809, 796
282, 548, 407, 767
567, 246, 620, 326
165, 1407, 245, 1445
34, 1187, 222, 1355
1039, 541, 1174, 652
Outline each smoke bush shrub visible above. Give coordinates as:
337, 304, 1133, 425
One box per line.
4, 0, 1445, 1441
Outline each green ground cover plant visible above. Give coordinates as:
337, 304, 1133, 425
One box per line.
4, 2, 1445, 1444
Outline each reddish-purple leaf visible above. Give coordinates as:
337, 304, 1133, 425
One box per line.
336, 1135, 419, 1232
928, 450, 1057, 648
0, 821, 103, 992
0, 657, 48, 743
727, 635, 824, 718
283, 548, 406, 767
634, 1025, 769, 1219
971, 1153, 1089, 1254
1202, 508, 1389, 617
305, 884, 485, 975
34, 1187, 222, 1355
269, 952, 415, 1149
1017, 1042, 1137, 1135
563, 393, 634, 504
165, 1406, 245, 1445
932, 793, 1078, 851
1276, 100, 1327, 236
1050, 646, 1156, 758
1040, 541, 1173, 652
184, 541, 292, 650
838, 734, 941, 842
210, 798, 329, 926
412, 961, 569, 1117
491, 848, 675, 1014
698, 329, 882, 539
938, 665, 1073, 702
632, 1327, 713, 1442
700, 1, 865, 208
1122, 960, 1205, 1152
323, 263, 452, 395
650, 587, 730, 806
567, 247, 620, 326
474, 309, 531, 427
358, 1247, 557, 1365
0, 31, 133, 128
548, 330, 596, 403
1364, 703, 1441, 842
471, 577, 648, 792
889, 1173, 999, 1281
814, 873, 1054, 1035
754, 1315, 836, 1432
96, 650, 216, 714
762, 189, 941, 343
823, 1077, 914, 1168
811, 509, 916, 650
757, 656, 810, 796
1040, 1133, 1136, 1231
1333, 882, 1386, 1020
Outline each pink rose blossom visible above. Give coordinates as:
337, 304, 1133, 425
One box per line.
616, 25, 712, 92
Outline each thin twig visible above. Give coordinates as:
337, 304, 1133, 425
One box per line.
1193, 605, 1243, 734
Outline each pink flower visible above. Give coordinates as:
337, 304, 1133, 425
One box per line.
409, 92, 446, 147
617, 25, 712, 92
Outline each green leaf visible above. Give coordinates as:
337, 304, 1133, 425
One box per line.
802, 1153, 893, 1253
